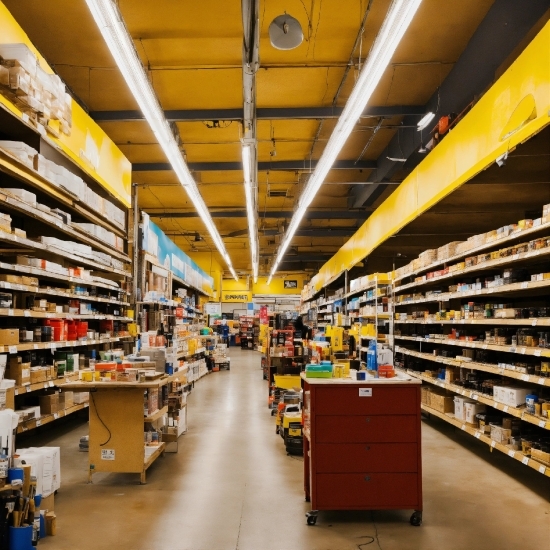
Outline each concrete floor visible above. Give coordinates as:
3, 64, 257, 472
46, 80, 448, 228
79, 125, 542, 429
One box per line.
21, 348, 549, 550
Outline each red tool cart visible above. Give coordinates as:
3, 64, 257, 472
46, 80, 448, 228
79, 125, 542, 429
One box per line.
302, 373, 423, 526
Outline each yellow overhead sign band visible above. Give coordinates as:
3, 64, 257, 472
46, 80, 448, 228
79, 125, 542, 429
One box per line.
311, 20, 550, 292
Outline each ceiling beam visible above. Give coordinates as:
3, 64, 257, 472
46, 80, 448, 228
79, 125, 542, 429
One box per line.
148, 209, 370, 219
349, 0, 550, 209
133, 159, 376, 172
90, 105, 424, 122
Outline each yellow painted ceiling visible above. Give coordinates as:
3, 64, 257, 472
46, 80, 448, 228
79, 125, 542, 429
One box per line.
3, 0, 495, 276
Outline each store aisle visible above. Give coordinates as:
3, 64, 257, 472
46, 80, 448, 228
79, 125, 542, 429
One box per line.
29, 348, 548, 550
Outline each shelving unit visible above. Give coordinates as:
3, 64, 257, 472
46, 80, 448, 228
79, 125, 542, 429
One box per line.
62, 373, 187, 483
0, 71, 135, 435
392, 206, 550, 476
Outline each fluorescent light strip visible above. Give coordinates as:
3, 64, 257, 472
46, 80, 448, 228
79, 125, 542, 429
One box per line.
85, 0, 237, 280
269, 0, 423, 278
417, 111, 435, 131
242, 145, 259, 282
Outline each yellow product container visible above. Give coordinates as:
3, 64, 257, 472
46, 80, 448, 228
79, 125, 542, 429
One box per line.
273, 374, 301, 390
126, 309, 135, 319
331, 327, 344, 351
128, 323, 139, 337
361, 324, 376, 338
81, 370, 93, 382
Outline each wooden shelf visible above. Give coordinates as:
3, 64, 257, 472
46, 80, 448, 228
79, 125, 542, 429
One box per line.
394, 246, 550, 294
143, 442, 166, 468
395, 317, 550, 326
144, 405, 168, 423
395, 335, 550, 358
420, 403, 549, 478
0, 280, 127, 305
395, 346, 550, 388
0, 149, 126, 239
17, 402, 89, 434
0, 227, 129, 275
394, 220, 550, 283
395, 279, 550, 305
0, 190, 130, 263
15, 375, 81, 395
0, 307, 131, 322
0, 335, 131, 354
0, 260, 123, 291
400, 368, 550, 430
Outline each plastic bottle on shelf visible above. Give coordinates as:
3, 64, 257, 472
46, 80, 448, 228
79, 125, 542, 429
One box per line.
89, 349, 97, 370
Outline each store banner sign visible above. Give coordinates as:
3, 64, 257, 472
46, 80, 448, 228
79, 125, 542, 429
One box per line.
142, 213, 213, 293
222, 292, 252, 303
204, 302, 222, 316
260, 305, 268, 325
284, 280, 298, 288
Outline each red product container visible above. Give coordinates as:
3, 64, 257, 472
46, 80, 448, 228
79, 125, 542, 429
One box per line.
44, 319, 67, 341
77, 321, 88, 338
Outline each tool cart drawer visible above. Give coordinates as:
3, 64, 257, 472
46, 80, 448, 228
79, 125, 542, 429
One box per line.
315, 443, 418, 473
315, 415, 417, 443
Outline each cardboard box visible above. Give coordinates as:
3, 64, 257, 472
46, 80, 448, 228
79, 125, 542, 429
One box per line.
0, 274, 22, 285
430, 393, 454, 413
21, 276, 38, 287
505, 387, 530, 407
39, 393, 59, 415
40, 492, 54, 512
59, 391, 73, 409
0, 385, 15, 410
0, 328, 19, 346
30, 367, 48, 384
73, 392, 89, 404
7, 357, 30, 386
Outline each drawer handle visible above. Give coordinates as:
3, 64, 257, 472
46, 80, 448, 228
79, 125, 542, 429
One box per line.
365, 445, 370, 451
365, 417, 370, 423
364, 476, 371, 482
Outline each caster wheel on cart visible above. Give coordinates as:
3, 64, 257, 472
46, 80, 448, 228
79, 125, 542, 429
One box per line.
410, 511, 422, 526
306, 511, 318, 526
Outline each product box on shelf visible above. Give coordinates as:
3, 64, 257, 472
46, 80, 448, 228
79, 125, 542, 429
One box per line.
453, 396, 475, 421
29, 367, 48, 384
0, 328, 19, 346
7, 356, 30, 386
463, 402, 486, 425
429, 392, 454, 413
490, 424, 511, 444
58, 391, 74, 409
73, 392, 89, 404
39, 393, 59, 415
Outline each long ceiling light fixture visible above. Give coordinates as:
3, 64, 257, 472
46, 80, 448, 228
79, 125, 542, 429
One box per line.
268, 0, 423, 280
242, 144, 259, 282
85, 0, 238, 281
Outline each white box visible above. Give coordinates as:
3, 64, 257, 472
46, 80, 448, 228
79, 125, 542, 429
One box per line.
14, 450, 44, 496
453, 396, 475, 420
492, 386, 508, 405
463, 402, 486, 424
505, 387, 530, 407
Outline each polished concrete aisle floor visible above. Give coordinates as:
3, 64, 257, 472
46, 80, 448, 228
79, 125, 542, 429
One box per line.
26, 348, 549, 550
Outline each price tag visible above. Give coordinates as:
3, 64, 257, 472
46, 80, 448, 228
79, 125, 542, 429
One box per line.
508, 450, 515, 458
34, 344, 39, 350
491, 441, 496, 448
53, 413, 59, 420
520, 347, 526, 355
509, 347, 517, 353
43, 383, 48, 389
24, 310, 30, 317
534, 350, 542, 357
49, 381, 54, 388
7, 309, 13, 316
461, 424, 466, 431
538, 378, 545, 386
4, 283, 11, 289
26, 386, 31, 393
8, 346, 17, 354
36, 419, 41, 427
532, 319, 538, 326
473, 394, 478, 400
84, 403, 89, 408
521, 282, 529, 289
482, 344, 488, 350
539, 465, 546, 474
539, 420, 546, 428
474, 432, 481, 439
512, 254, 519, 261
51, 343, 57, 350
503, 406, 509, 413
46, 313, 54, 318
521, 374, 529, 381
522, 456, 529, 465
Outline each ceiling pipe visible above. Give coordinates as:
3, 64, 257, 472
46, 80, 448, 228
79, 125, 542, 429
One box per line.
241, 0, 260, 282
